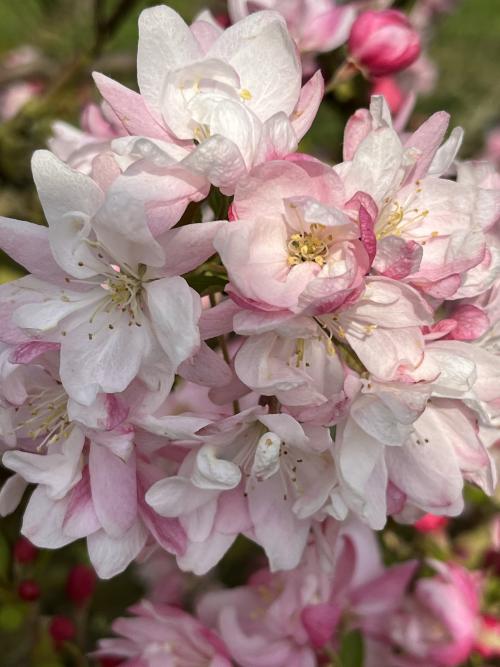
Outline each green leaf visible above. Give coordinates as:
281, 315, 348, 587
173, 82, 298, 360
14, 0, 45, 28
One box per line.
31, 628, 63, 667
207, 187, 233, 220
0, 602, 25, 632
338, 629, 364, 667
185, 272, 228, 297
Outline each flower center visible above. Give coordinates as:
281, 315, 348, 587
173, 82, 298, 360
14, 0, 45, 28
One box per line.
16, 383, 71, 448
98, 264, 144, 325
287, 224, 331, 267
376, 184, 430, 240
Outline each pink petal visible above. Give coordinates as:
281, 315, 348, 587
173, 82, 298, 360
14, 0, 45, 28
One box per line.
93, 73, 174, 140
343, 108, 372, 161
89, 445, 138, 538
178, 342, 232, 388
291, 70, 324, 142
199, 299, 239, 340
447, 305, 490, 341
403, 111, 450, 182
157, 221, 225, 277
63, 467, 101, 538
10, 341, 60, 364
0, 217, 66, 282
301, 603, 341, 648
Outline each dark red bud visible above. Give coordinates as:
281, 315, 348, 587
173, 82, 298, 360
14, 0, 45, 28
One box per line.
13, 537, 38, 564
484, 549, 500, 577
99, 658, 123, 667
17, 579, 40, 602
49, 615, 76, 644
66, 564, 96, 606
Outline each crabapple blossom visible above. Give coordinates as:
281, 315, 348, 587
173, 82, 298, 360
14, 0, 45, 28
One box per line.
339, 96, 499, 299
96, 601, 231, 667
146, 405, 334, 572
93, 6, 324, 193
0, 150, 215, 405
386, 562, 482, 666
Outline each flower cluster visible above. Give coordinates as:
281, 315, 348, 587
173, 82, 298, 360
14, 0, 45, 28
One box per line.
95, 520, 499, 666
0, 3, 499, 664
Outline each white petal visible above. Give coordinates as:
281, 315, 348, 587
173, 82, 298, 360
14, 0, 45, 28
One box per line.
137, 5, 201, 116
192, 445, 241, 490
251, 432, 281, 480
146, 277, 201, 368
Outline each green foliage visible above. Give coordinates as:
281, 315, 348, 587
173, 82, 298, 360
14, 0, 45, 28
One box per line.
338, 629, 364, 667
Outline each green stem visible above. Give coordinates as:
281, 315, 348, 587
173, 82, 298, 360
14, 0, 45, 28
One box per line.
325, 60, 359, 93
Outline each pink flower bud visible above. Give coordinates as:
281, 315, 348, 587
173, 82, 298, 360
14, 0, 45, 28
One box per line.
66, 564, 96, 606
348, 10, 421, 77
371, 77, 405, 114
414, 513, 449, 533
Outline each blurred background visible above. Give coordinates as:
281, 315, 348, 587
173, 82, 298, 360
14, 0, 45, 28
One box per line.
0, 0, 499, 665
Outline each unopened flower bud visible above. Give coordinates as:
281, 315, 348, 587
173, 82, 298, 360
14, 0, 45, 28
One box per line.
49, 615, 76, 644
13, 537, 38, 564
18, 579, 41, 602
414, 513, 449, 533
348, 10, 421, 77
371, 77, 405, 114
66, 564, 96, 606
99, 658, 123, 667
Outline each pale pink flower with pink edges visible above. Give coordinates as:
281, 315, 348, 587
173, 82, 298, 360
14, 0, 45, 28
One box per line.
146, 406, 334, 573
215, 156, 369, 316
95, 600, 232, 667
339, 96, 498, 299
332, 335, 498, 527
0, 150, 220, 405
2, 429, 189, 579
93, 6, 324, 194
233, 332, 349, 419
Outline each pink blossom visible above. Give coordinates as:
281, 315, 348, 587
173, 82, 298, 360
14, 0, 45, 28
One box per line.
0, 151, 217, 405
2, 432, 189, 579
348, 10, 421, 78
0, 47, 44, 121
146, 406, 334, 572
92, 6, 324, 193
340, 97, 495, 299
215, 157, 369, 316
0, 80, 43, 121
198, 518, 414, 665
388, 562, 481, 666
96, 601, 231, 666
